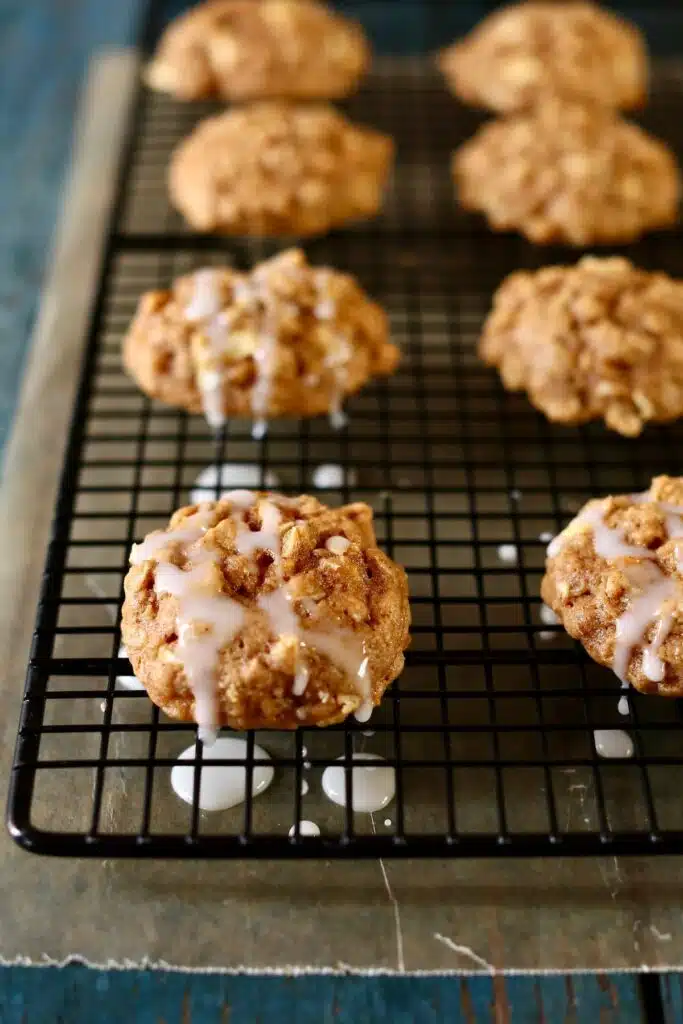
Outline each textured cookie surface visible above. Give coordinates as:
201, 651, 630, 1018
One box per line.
452, 100, 679, 245
123, 248, 398, 429
480, 257, 683, 436
542, 476, 683, 697
122, 492, 411, 731
169, 102, 393, 236
146, 0, 369, 101
438, 1, 647, 113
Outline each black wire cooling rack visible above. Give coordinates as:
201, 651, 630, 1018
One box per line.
8, 13, 683, 857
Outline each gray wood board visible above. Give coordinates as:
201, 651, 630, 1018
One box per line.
1, 50, 683, 973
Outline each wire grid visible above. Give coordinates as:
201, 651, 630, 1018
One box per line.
9, 56, 683, 858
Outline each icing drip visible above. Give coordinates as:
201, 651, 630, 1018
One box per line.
550, 493, 683, 685
548, 502, 647, 560
171, 737, 273, 811
321, 754, 395, 812
185, 269, 223, 322
593, 729, 634, 759
614, 562, 676, 683
315, 271, 350, 430
185, 270, 229, 430
226, 490, 373, 721
131, 509, 245, 744
289, 820, 320, 837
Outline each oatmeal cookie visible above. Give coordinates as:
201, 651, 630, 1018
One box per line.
169, 102, 393, 236
542, 476, 683, 696
146, 0, 369, 102
480, 257, 683, 436
438, 1, 647, 113
122, 248, 398, 432
452, 100, 680, 245
121, 492, 411, 731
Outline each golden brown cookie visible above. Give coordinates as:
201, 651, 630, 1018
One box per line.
542, 476, 683, 697
480, 257, 683, 436
121, 492, 411, 732
169, 102, 393, 237
452, 100, 680, 245
123, 248, 398, 433
438, 1, 647, 113
146, 0, 369, 102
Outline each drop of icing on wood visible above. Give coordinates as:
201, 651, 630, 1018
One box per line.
321, 753, 395, 812
593, 729, 634, 759
288, 820, 320, 837
300, 779, 309, 796
497, 543, 517, 564
312, 464, 357, 489
190, 464, 279, 504
171, 737, 274, 811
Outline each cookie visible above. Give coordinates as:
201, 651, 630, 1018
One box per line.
480, 257, 683, 436
542, 476, 683, 697
438, 1, 647, 113
122, 248, 398, 433
169, 102, 393, 236
453, 100, 679, 245
121, 492, 411, 733
145, 0, 369, 102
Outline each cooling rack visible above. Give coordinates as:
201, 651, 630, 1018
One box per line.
8, 20, 683, 857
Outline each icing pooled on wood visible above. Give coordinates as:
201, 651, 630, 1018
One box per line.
171, 736, 273, 811
321, 753, 395, 812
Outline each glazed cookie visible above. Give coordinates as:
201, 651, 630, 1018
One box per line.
480, 257, 683, 437
145, 0, 369, 102
452, 100, 680, 245
121, 492, 411, 733
122, 248, 398, 433
542, 476, 683, 697
438, 1, 647, 113
168, 102, 393, 236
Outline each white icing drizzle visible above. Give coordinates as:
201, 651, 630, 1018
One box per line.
613, 558, 678, 685
617, 695, 630, 716
540, 604, 558, 626
550, 493, 683, 685
321, 753, 395, 812
548, 502, 646, 560
185, 270, 230, 430
593, 729, 634, 759
116, 644, 144, 691
185, 269, 223, 322
225, 490, 373, 721
171, 737, 273, 811
315, 270, 351, 430
326, 535, 351, 554
131, 509, 245, 744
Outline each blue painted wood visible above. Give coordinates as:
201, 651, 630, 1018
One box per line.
0, 0, 140, 461
0, 968, 647, 1023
